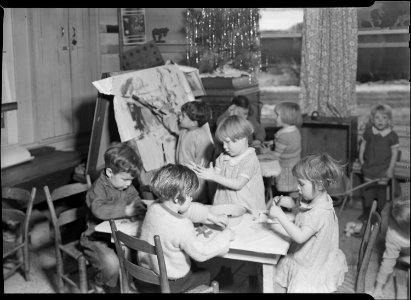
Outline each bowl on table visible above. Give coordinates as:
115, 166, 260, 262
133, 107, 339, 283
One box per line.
210, 204, 246, 227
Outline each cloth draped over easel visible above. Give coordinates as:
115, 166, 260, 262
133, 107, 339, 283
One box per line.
299, 8, 358, 118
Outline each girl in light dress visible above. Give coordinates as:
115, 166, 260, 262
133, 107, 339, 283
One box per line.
258, 102, 302, 197
192, 114, 265, 211
268, 152, 348, 293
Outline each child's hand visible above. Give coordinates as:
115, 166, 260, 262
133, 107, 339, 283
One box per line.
192, 162, 215, 180
224, 227, 236, 241
266, 196, 282, 210
125, 200, 147, 217
268, 201, 285, 220
208, 213, 228, 229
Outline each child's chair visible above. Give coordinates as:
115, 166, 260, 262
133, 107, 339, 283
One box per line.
336, 200, 381, 293
2, 187, 37, 281
44, 175, 93, 293
109, 219, 219, 293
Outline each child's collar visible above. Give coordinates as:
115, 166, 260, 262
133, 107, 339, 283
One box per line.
222, 147, 255, 166
372, 126, 391, 137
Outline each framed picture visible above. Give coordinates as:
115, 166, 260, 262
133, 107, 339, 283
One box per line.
119, 8, 146, 45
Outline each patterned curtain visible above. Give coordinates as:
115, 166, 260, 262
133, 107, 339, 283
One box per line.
299, 8, 358, 118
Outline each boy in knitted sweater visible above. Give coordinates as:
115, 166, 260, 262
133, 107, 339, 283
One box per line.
138, 164, 235, 293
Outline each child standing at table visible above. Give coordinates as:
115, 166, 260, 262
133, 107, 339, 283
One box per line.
358, 104, 400, 219
371, 198, 410, 299
80, 142, 147, 293
268, 153, 348, 293
258, 101, 302, 197
192, 114, 266, 211
138, 164, 234, 293
176, 101, 215, 204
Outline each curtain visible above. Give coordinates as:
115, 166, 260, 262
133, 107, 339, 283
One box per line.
299, 8, 358, 118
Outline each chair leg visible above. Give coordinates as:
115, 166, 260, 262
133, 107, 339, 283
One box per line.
78, 256, 88, 293
56, 249, 65, 293
23, 239, 30, 281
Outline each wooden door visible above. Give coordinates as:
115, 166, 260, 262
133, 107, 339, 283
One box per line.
68, 8, 100, 136
30, 8, 73, 140
29, 8, 99, 144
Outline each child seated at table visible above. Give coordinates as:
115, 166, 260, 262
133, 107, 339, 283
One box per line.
258, 102, 302, 198
268, 152, 348, 293
138, 164, 235, 293
80, 142, 147, 293
371, 198, 410, 299
176, 101, 215, 204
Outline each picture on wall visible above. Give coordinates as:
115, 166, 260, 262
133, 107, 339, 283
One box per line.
120, 8, 146, 45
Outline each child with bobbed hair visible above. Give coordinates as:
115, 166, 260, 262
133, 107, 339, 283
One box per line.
359, 104, 400, 219
138, 164, 234, 293
80, 142, 147, 292
193, 114, 266, 211
258, 101, 302, 196
268, 152, 348, 293
177, 101, 215, 204
371, 198, 410, 299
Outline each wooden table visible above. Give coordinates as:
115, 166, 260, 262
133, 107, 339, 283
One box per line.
95, 200, 291, 293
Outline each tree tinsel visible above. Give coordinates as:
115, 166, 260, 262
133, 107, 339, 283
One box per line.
185, 8, 262, 76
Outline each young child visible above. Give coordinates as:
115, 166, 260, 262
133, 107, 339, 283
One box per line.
216, 95, 266, 146
268, 152, 348, 293
371, 198, 410, 299
176, 101, 215, 204
258, 101, 302, 196
358, 104, 400, 219
80, 142, 147, 293
138, 164, 235, 293
192, 114, 266, 211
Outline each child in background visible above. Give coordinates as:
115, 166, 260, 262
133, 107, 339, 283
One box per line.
258, 102, 302, 197
371, 198, 410, 299
176, 101, 215, 204
216, 95, 266, 147
358, 104, 400, 219
268, 153, 347, 293
138, 164, 235, 293
192, 115, 266, 211
80, 142, 147, 293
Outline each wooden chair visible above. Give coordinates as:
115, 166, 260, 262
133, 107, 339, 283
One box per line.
2, 187, 36, 281
337, 200, 381, 293
44, 175, 92, 293
109, 219, 219, 293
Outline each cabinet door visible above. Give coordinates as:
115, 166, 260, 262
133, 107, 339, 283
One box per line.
30, 8, 73, 140
68, 8, 99, 136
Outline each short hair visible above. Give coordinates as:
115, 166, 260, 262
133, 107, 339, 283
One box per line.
104, 142, 141, 177
391, 198, 410, 230
275, 102, 302, 126
181, 101, 212, 127
150, 164, 199, 204
370, 104, 393, 126
292, 152, 344, 192
231, 95, 253, 116
215, 115, 254, 143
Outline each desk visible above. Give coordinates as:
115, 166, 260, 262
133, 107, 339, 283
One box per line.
95, 201, 291, 293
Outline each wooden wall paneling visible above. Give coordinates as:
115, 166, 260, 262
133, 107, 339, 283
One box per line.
12, 8, 35, 145
69, 8, 100, 136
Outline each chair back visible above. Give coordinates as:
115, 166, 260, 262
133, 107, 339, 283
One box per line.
2, 186, 36, 209
109, 219, 171, 293
44, 175, 91, 244
356, 200, 381, 293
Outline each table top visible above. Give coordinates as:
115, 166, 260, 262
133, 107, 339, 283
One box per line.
95, 200, 291, 261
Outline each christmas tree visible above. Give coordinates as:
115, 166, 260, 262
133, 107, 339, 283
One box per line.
185, 8, 261, 76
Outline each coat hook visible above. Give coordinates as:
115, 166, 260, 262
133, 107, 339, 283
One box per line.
72, 27, 77, 46
61, 26, 64, 36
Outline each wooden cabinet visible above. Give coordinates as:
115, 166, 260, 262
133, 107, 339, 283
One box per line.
12, 8, 100, 148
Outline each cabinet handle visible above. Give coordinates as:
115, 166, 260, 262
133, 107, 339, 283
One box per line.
72, 26, 77, 46
61, 26, 65, 36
